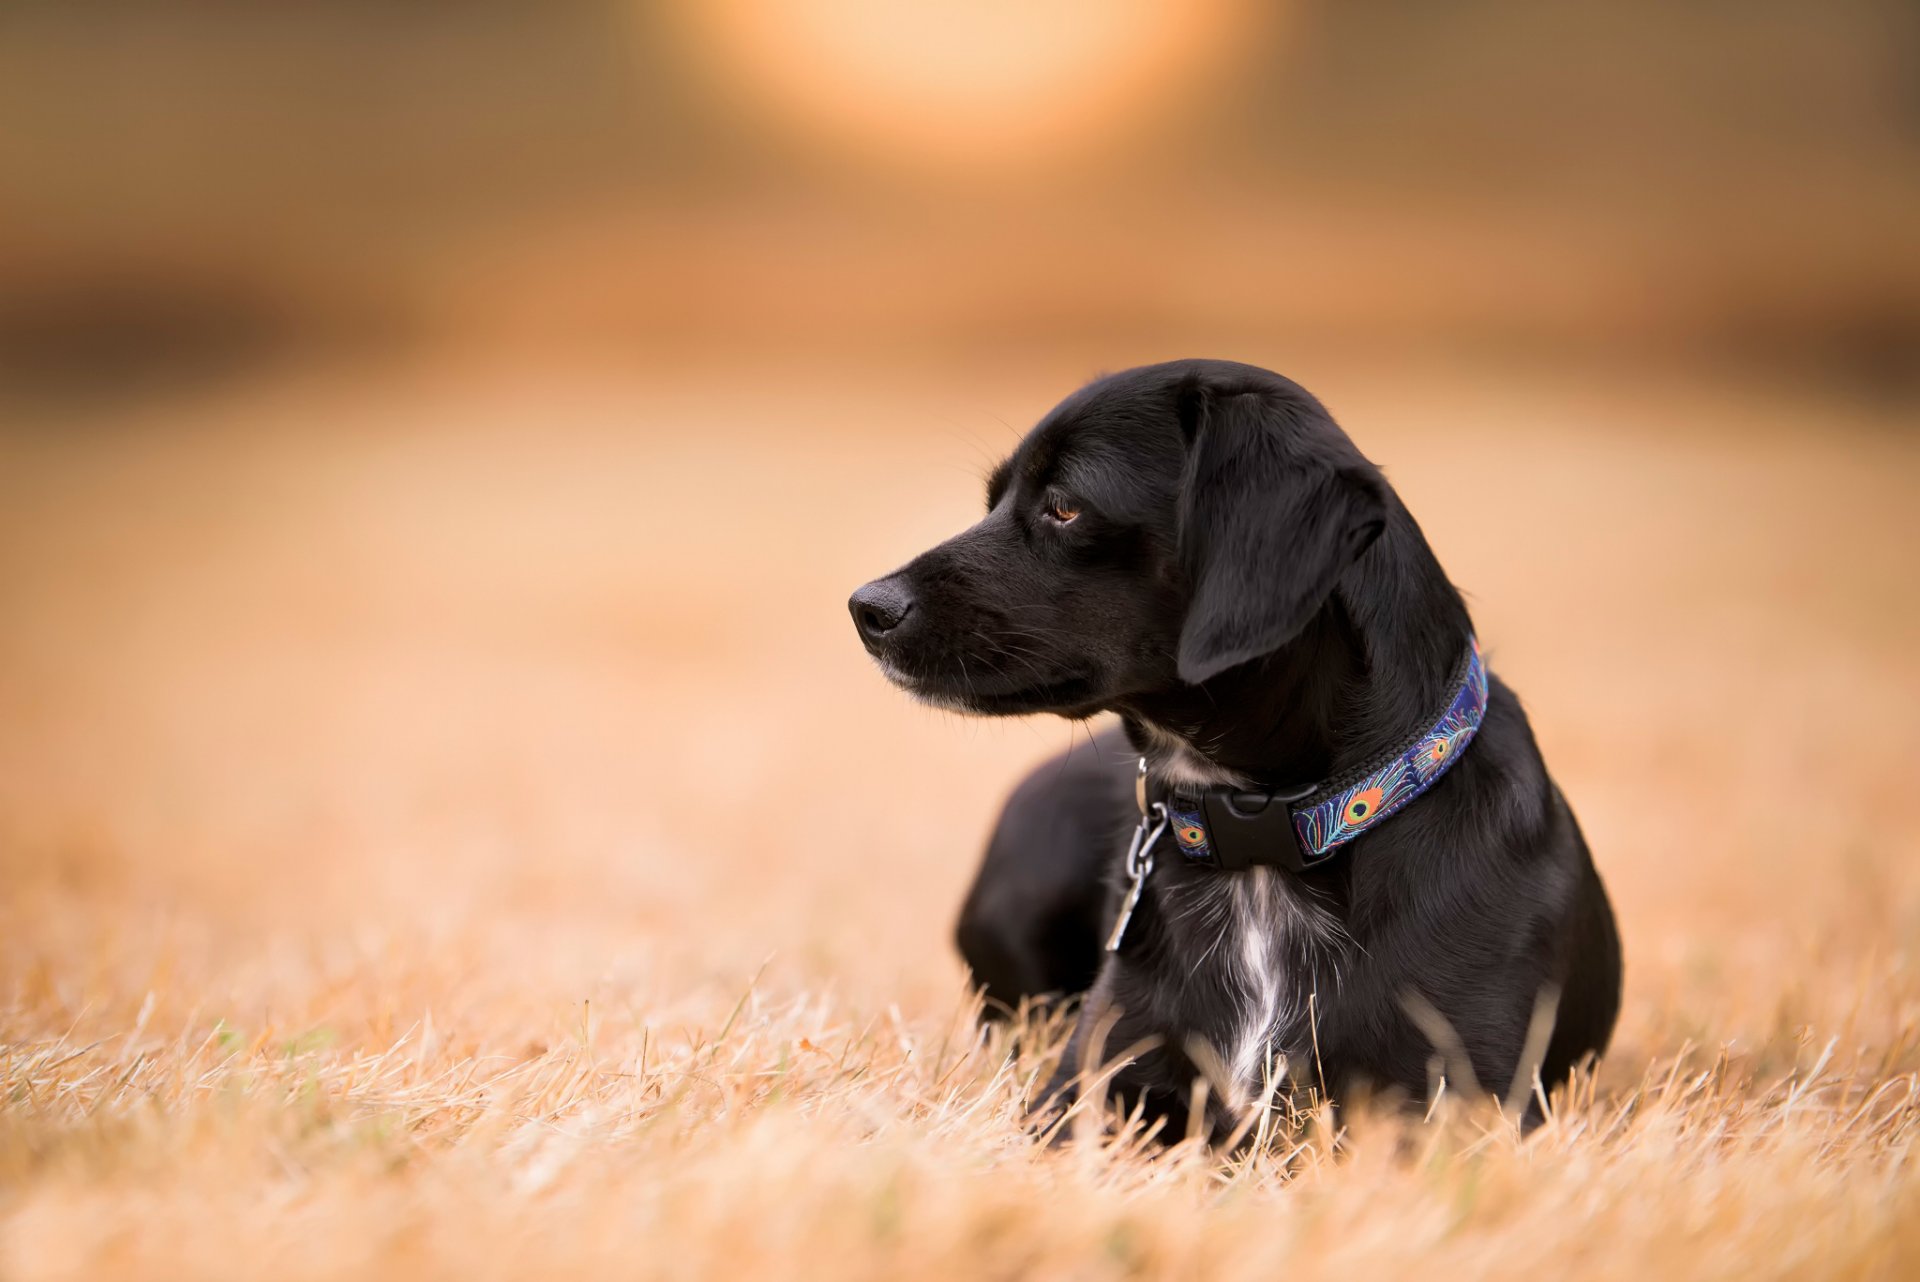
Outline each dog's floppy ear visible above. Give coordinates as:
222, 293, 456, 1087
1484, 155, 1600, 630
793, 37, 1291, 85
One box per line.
1175, 379, 1387, 685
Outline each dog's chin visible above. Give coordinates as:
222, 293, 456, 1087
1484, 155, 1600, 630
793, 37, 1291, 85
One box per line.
876, 659, 1102, 719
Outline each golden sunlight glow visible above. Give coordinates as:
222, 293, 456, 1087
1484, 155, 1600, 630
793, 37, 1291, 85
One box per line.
663, 0, 1262, 168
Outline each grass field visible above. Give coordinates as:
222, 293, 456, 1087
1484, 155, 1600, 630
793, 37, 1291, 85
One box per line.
3, 357, 1918, 1280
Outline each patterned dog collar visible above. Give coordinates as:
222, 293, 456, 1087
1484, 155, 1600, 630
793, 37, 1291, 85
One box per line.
1156, 637, 1489, 872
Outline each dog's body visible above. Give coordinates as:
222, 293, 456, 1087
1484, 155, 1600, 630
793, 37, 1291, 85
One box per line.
956, 729, 1129, 1013
852, 360, 1620, 1134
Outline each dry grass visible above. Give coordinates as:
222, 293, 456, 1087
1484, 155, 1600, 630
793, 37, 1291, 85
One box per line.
3, 356, 1918, 1280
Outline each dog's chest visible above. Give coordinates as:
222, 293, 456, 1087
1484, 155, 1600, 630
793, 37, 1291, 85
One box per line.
1145, 867, 1340, 1105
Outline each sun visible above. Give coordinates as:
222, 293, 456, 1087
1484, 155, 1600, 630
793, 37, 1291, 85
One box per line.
661, 0, 1264, 169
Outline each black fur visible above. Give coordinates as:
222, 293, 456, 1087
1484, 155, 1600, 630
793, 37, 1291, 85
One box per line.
956, 730, 1132, 1014
850, 359, 1621, 1136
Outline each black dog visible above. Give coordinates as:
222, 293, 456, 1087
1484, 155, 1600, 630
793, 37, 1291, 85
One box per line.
851, 360, 1620, 1135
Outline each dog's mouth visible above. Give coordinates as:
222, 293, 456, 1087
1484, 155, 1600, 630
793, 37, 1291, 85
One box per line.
875, 658, 1101, 718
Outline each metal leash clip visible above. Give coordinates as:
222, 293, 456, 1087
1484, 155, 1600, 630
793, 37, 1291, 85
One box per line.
1105, 800, 1169, 953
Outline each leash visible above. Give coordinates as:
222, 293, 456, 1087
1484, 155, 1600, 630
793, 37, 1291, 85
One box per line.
1106, 637, 1488, 951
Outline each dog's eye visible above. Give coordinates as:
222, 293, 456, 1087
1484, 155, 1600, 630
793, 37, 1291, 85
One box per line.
1045, 498, 1081, 525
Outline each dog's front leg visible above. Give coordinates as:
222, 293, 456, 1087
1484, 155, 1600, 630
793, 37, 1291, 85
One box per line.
1030, 959, 1178, 1144
1030, 967, 1102, 1137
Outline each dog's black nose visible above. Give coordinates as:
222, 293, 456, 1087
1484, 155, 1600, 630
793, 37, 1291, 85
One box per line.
849, 578, 914, 644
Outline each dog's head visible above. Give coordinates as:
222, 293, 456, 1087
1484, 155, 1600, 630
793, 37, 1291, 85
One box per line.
849, 360, 1388, 718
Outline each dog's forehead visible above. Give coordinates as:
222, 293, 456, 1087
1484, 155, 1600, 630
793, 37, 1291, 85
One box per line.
1009, 389, 1177, 484
986, 369, 1192, 507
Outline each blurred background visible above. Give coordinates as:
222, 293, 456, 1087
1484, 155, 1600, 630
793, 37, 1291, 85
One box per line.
4, 0, 1918, 386
2, 0, 1918, 1045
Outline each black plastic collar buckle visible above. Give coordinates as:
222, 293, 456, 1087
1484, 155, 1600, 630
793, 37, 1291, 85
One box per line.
1195, 782, 1323, 874
1143, 762, 1332, 875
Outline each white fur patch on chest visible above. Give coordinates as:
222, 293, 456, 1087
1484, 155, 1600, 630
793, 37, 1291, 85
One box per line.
1133, 718, 1345, 1111
1158, 863, 1341, 1112
1228, 869, 1288, 1098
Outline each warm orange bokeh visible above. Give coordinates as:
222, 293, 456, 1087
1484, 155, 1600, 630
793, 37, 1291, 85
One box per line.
662, 0, 1267, 169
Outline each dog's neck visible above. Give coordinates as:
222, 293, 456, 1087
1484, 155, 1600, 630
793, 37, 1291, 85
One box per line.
1121, 503, 1472, 791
